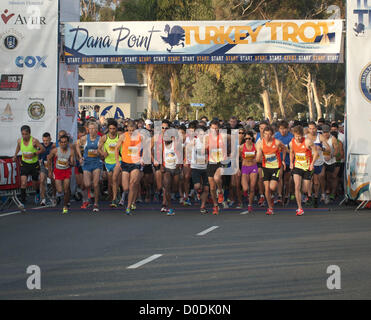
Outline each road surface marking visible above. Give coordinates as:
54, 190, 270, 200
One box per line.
197, 226, 219, 236
127, 254, 163, 269
0, 211, 20, 218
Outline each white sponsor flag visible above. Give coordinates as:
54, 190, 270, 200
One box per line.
346, 1, 371, 201
58, 63, 79, 142
0, 0, 59, 155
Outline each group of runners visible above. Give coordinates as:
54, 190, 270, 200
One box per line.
13, 115, 345, 216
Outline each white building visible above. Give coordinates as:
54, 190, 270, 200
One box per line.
78, 68, 157, 119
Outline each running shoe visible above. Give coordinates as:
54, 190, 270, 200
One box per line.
167, 208, 175, 216
296, 208, 304, 216
236, 203, 243, 209
305, 197, 313, 207
110, 200, 118, 208
118, 199, 125, 206
258, 195, 265, 207
212, 206, 219, 215
302, 195, 309, 204
200, 207, 208, 214
51, 198, 57, 207
34, 193, 41, 205
154, 193, 160, 203
314, 197, 319, 208
248, 205, 253, 213
161, 206, 167, 213
92, 205, 99, 213
284, 197, 290, 207
290, 194, 296, 201
222, 201, 229, 209
329, 194, 336, 202
40, 198, 47, 207
184, 198, 192, 206
265, 208, 274, 215
125, 208, 132, 215
274, 196, 283, 205
324, 195, 330, 205
217, 190, 224, 204
80, 201, 90, 209
130, 203, 136, 211
62, 207, 69, 214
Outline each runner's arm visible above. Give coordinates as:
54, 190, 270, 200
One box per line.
307, 140, 318, 170
34, 138, 45, 156
13, 139, 21, 161
115, 135, 124, 166
255, 141, 263, 163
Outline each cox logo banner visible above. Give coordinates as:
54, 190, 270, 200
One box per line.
15, 56, 47, 69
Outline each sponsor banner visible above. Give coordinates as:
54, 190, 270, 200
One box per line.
79, 103, 130, 120
64, 20, 343, 65
0, 74, 23, 91
0, 1, 59, 156
346, 1, 371, 200
58, 63, 79, 142
0, 157, 20, 190
346, 154, 371, 201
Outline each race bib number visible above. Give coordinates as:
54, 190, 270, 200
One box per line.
57, 159, 69, 168
196, 149, 206, 164
244, 151, 255, 160
23, 152, 34, 160
211, 148, 222, 162
265, 153, 278, 168
108, 143, 116, 153
128, 146, 138, 157
88, 149, 98, 157
165, 152, 176, 168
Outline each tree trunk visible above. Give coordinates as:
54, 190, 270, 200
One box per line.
306, 72, 315, 121
272, 65, 286, 119
311, 74, 322, 121
145, 65, 155, 118
260, 74, 272, 122
169, 67, 179, 120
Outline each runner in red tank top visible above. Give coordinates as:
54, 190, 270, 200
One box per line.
290, 125, 318, 216
256, 126, 287, 215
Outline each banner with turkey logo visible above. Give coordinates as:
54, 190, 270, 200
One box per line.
346, 1, 371, 201
64, 20, 343, 65
0, 0, 59, 156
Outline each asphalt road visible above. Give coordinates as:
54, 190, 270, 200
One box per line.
0, 201, 371, 300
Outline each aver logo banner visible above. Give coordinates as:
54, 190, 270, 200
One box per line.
1, 8, 46, 26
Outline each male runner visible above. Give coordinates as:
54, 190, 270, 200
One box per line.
290, 125, 318, 216
47, 135, 75, 214
13, 125, 45, 207
256, 126, 287, 215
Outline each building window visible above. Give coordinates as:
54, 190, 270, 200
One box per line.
95, 89, 105, 97
137, 88, 143, 97
79, 88, 82, 97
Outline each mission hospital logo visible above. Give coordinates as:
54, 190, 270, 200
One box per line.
360, 63, 371, 103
